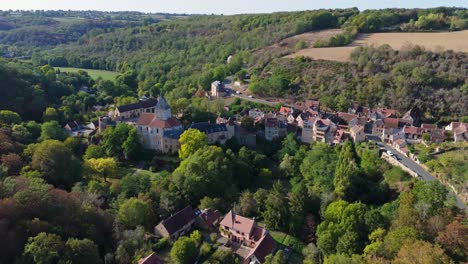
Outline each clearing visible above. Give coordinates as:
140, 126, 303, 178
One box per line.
251, 29, 342, 66
287, 30, 468, 62
56, 67, 118, 81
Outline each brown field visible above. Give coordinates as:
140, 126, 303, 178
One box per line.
287, 30, 468, 62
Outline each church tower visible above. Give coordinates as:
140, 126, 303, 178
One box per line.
155, 95, 172, 120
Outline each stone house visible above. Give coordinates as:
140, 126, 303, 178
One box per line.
219, 210, 276, 264
154, 206, 200, 240
188, 122, 232, 145
350, 125, 365, 143
113, 98, 158, 121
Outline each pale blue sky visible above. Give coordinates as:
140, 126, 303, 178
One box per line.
1, 0, 467, 15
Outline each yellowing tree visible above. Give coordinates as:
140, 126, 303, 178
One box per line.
178, 128, 207, 160
85, 158, 117, 182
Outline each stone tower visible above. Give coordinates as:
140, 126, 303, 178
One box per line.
155, 95, 172, 120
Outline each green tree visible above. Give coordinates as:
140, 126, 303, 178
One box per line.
23, 232, 64, 264
117, 198, 151, 229
170, 236, 198, 264
178, 128, 208, 160
42, 107, 59, 122
83, 145, 106, 160
122, 126, 140, 160
381, 227, 418, 258
334, 141, 357, 199
85, 158, 117, 182
240, 116, 255, 132
237, 190, 258, 217
64, 238, 101, 264
173, 146, 233, 202
279, 133, 299, 159
263, 181, 289, 231
31, 140, 82, 188
412, 181, 448, 218
300, 143, 337, 193
199, 196, 222, 210
40, 121, 66, 141
0, 110, 21, 124
190, 230, 203, 246
264, 250, 287, 264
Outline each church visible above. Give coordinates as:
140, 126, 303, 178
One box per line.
136, 96, 184, 154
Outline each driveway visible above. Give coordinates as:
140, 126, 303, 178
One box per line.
369, 138, 465, 210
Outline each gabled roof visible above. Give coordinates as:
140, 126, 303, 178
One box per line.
383, 118, 399, 129
350, 125, 364, 134
338, 112, 358, 123
246, 232, 276, 263
117, 98, 158, 113
137, 113, 181, 128
138, 253, 163, 264
158, 206, 198, 236
220, 210, 255, 235
421, 123, 437, 129
199, 208, 222, 226
403, 126, 423, 135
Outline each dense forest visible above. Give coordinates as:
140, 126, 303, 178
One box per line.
1, 8, 467, 121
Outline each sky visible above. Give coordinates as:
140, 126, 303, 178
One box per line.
1, 0, 467, 15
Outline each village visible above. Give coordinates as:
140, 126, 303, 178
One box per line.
96, 86, 466, 263
64, 80, 468, 163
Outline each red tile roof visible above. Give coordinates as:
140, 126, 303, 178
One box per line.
403, 126, 423, 135
383, 118, 399, 129
199, 208, 222, 227
246, 233, 277, 263
137, 113, 181, 128
220, 210, 255, 235
279, 107, 292, 115
338, 112, 358, 123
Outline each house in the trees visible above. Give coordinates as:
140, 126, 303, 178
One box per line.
249, 109, 265, 120
195, 208, 222, 231
219, 210, 277, 264
138, 253, 163, 264
211, 81, 225, 97
64, 121, 94, 137
350, 125, 365, 143
188, 122, 232, 144
154, 206, 200, 240
264, 117, 287, 141
113, 98, 158, 121
136, 96, 183, 154
312, 118, 337, 143
453, 123, 468, 142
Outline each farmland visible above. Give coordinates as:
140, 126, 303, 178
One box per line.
56, 67, 119, 80
287, 30, 468, 61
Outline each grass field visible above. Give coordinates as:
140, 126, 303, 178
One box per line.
287, 30, 468, 61
56, 67, 118, 81
270, 231, 305, 263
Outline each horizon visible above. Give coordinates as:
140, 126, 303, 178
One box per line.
1, 0, 467, 15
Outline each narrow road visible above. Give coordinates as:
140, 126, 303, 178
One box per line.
231, 94, 278, 106
370, 139, 466, 210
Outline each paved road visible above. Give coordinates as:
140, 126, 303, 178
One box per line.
230, 94, 278, 106
370, 139, 465, 210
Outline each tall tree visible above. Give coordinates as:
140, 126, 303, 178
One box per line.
63, 238, 101, 264
31, 140, 81, 188
117, 198, 151, 229
178, 128, 208, 160
23, 232, 64, 264
334, 141, 358, 199
170, 236, 198, 264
